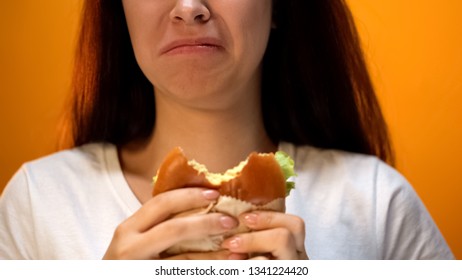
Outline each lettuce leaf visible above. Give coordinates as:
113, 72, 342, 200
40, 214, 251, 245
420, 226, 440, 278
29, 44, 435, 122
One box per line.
275, 151, 297, 195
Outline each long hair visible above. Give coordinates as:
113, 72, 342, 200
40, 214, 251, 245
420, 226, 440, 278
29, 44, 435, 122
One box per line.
68, 0, 394, 165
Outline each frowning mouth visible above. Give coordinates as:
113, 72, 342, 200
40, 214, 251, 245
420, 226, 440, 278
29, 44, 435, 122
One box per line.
160, 38, 225, 55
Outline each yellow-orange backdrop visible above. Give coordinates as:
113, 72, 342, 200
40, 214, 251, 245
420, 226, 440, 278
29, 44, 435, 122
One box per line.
0, 0, 461, 259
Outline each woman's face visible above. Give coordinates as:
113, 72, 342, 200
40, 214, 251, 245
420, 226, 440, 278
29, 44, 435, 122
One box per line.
122, 0, 273, 109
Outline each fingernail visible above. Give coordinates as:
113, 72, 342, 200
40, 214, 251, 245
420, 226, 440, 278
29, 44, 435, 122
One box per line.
219, 216, 238, 229
226, 237, 241, 249
202, 189, 219, 200
243, 213, 258, 226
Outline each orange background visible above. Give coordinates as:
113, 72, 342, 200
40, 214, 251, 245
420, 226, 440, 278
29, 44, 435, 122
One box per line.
1, 0, 461, 259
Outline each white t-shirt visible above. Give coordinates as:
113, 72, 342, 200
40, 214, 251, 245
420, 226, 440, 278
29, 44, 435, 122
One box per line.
0, 142, 454, 259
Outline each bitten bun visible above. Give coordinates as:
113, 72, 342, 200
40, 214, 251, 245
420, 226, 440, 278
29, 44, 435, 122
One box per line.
152, 147, 287, 205
152, 147, 289, 255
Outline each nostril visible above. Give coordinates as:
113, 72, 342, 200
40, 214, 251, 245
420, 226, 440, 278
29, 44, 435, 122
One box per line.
170, 4, 211, 24
195, 14, 206, 22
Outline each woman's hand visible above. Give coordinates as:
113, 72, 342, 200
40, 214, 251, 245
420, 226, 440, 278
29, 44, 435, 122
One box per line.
221, 211, 308, 260
103, 188, 244, 260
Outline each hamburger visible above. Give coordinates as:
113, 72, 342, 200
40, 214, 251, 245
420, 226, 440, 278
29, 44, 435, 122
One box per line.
152, 147, 296, 254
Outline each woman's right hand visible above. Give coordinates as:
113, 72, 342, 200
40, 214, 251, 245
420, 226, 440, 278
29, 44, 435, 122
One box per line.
103, 188, 242, 260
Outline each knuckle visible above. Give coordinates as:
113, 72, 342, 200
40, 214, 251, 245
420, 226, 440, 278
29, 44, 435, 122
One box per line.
161, 215, 216, 243
114, 222, 129, 238
152, 192, 168, 207
292, 215, 306, 236
262, 212, 275, 226
110, 224, 138, 259
114, 244, 133, 259
164, 214, 214, 238
275, 228, 294, 247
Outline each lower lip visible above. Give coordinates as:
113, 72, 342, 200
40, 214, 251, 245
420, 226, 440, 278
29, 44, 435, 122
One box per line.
164, 45, 222, 55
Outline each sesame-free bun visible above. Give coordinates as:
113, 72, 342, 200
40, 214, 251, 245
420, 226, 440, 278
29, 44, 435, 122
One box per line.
152, 147, 287, 205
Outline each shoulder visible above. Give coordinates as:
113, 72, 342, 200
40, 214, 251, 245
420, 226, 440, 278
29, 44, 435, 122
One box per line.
3, 142, 118, 202
19, 143, 115, 183
24, 142, 114, 173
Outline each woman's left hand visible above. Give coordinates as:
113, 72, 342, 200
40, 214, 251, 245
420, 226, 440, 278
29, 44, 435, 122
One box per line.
221, 211, 308, 260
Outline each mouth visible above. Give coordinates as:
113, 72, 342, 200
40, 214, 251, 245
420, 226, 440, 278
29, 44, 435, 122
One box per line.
160, 38, 224, 55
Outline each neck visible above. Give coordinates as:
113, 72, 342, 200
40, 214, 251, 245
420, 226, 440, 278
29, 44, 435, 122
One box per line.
153, 97, 276, 172
120, 88, 276, 181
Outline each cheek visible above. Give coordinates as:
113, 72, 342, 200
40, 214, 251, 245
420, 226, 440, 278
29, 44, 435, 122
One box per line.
122, 2, 168, 76
229, 1, 273, 65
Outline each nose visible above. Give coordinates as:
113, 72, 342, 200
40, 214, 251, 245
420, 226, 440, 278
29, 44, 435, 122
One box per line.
170, 0, 211, 24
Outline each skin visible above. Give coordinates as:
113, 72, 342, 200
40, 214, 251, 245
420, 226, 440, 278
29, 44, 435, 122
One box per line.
104, 0, 308, 260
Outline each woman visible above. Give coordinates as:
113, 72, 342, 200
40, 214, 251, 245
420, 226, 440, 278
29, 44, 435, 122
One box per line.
0, 0, 454, 259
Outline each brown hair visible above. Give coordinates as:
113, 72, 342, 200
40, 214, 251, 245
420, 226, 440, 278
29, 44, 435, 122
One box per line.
67, 0, 394, 165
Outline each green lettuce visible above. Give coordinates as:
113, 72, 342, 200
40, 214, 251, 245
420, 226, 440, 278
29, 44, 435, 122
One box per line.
275, 151, 297, 195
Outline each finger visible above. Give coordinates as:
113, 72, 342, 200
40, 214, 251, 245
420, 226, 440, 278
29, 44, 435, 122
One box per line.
134, 213, 238, 257
126, 188, 219, 232
240, 211, 306, 250
164, 250, 247, 260
249, 256, 270, 260
221, 228, 299, 260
